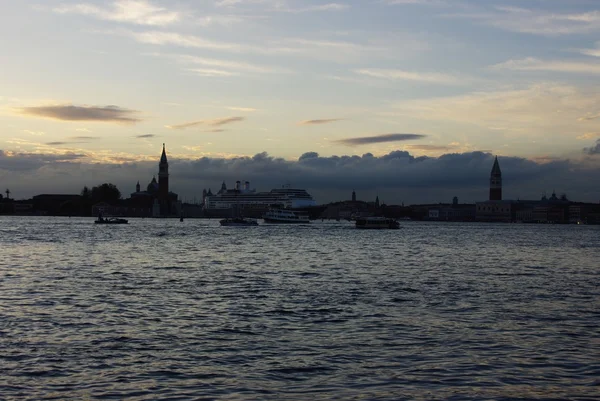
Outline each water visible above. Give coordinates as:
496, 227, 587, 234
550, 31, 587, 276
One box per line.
1, 216, 599, 400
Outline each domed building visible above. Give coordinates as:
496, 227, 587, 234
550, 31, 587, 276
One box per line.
130, 144, 180, 217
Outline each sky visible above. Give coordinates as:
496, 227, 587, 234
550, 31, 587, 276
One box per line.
1, 0, 600, 204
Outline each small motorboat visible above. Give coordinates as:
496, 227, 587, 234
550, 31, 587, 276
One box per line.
355, 217, 399, 229
95, 216, 128, 224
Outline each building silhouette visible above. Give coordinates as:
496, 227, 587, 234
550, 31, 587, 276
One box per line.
159, 143, 169, 207
476, 156, 515, 221
489, 156, 502, 201
129, 143, 179, 217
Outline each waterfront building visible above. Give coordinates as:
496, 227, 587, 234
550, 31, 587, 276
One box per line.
32, 194, 82, 215
476, 200, 517, 222
569, 203, 600, 224
412, 202, 476, 221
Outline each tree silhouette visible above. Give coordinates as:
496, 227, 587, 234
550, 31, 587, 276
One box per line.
91, 183, 121, 203
81, 186, 90, 200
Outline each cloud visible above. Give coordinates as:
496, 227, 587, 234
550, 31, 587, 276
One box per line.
303, 3, 348, 12
149, 53, 290, 76
45, 136, 98, 146
578, 42, 600, 58
577, 133, 600, 140
129, 31, 388, 63
335, 133, 426, 145
131, 31, 250, 52
23, 130, 45, 136
282, 3, 349, 13
197, 14, 247, 27
209, 117, 245, 126
0, 149, 87, 171
354, 68, 460, 84
385, 0, 447, 5
584, 139, 600, 155
135, 134, 155, 138
298, 119, 343, 125
166, 116, 245, 129
176, 151, 600, 204
214, 0, 348, 13
491, 57, 600, 75
578, 114, 600, 122
446, 7, 600, 36
68, 136, 99, 141
18, 105, 141, 124
53, 0, 179, 26
182, 145, 204, 152
187, 69, 240, 77
388, 83, 600, 140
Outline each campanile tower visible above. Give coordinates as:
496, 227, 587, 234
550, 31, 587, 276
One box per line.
489, 156, 502, 201
158, 143, 169, 201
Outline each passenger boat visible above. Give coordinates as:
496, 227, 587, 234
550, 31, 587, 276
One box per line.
95, 216, 128, 224
263, 209, 310, 224
219, 217, 259, 227
355, 217, 399, 229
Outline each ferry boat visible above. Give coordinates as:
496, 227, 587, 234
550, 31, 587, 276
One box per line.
355, 217, 400, 229
263, 209, 310, 224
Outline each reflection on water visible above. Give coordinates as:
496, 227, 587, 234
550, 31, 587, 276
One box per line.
1, 217, 599, 400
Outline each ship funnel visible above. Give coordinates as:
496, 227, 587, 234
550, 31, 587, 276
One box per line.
235, 180, 241, 191
245, 181, 250, 190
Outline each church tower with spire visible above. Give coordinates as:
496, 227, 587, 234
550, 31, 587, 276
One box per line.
158, 143, 169, 202
489, 156, 502, 201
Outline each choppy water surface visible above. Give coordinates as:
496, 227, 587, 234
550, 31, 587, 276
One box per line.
1, 217, 599, 400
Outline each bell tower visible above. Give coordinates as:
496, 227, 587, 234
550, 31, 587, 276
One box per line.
489, 156, 502, 201
158, 143, 169, 201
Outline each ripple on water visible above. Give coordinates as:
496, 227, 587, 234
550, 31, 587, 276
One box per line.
0, 217, 599, 400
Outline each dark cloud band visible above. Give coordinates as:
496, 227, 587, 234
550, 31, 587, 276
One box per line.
584, 139, 600, 155
19, 105, 141, 123
299, 119, 343, 125
167, 117, 244, 130
2, 149, 599, 204
336, 133, 426, 145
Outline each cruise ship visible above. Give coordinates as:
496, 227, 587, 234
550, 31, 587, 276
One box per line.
203, 181, 317, 217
